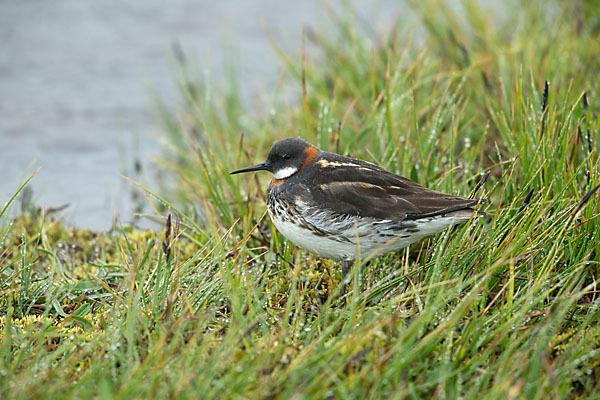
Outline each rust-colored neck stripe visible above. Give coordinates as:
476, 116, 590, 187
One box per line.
298, 146, 319, 172
269, 178, 284, 188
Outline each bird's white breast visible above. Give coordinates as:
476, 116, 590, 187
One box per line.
267, 201, 474, 261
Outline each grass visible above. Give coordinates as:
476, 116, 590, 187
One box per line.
2, 0, 600, 398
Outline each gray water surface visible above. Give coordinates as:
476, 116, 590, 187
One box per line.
0, 0, 398, 230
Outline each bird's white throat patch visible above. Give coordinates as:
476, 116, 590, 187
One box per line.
273, 167, 298, 179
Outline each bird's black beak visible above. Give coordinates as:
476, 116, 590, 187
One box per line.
230, 161, 270, 175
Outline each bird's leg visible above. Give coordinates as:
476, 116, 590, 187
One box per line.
339, 259, 351, 297
342, 260, 350, 280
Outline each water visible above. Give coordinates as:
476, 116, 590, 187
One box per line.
0, 0, 398, 230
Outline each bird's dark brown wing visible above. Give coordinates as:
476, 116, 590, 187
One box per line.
301, 153, 483, 221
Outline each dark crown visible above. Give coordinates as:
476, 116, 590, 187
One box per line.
266, 138, 315, 170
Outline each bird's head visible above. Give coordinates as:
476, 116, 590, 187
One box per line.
230, 138, 320, 179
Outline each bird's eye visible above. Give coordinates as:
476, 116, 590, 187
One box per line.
283, 154, 291, 160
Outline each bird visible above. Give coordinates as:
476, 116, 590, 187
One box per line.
230, 138, 485, 277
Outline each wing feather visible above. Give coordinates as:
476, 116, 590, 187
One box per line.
302, 154, 484, 221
